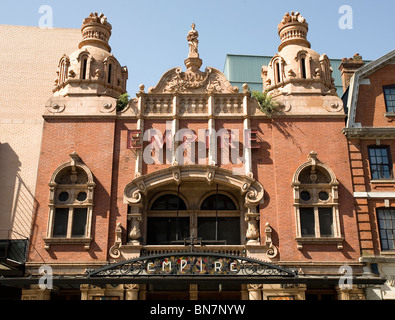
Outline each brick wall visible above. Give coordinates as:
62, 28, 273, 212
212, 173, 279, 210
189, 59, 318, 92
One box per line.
0, 25, 80, 239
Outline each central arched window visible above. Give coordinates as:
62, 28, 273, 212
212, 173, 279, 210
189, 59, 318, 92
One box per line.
151, 194, 187, 211
146, 194, 189, 245
145, 190, 241, 246
198, 193, 240, 245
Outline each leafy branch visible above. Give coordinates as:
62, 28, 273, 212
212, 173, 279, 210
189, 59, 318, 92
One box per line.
116, 93, 130, 112
251, 90, 279, 116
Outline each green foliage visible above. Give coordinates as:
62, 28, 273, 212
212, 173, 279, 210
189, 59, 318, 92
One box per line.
116, 93, 130, 112
251, 90, 279, 116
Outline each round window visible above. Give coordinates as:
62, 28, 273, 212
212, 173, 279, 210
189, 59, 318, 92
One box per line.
300, 191, 311, 202
58, 192, 69, 202
77, 192, 87, 202
319, 191, 329, 201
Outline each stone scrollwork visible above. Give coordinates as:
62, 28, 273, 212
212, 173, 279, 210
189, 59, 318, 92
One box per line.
46, 102, 66, 114
244, 185, 264, 208
264, 223, 278, 259
124, 165, 264, 209
99, 101, 116, 113
109, 222, 123, 259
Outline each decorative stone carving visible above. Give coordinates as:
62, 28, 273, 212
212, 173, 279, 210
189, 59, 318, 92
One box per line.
109, 222, 123, 259
187, 23, 199, 56
264, 223, 278, 258
128, 214, 142, 245
148, 23, 238, 95
124, 165, 264, 209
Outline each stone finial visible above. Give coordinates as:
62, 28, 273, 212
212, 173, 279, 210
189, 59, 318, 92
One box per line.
79, 12, 113, 52
185, 23, 202, 71
277, 11, 310, 51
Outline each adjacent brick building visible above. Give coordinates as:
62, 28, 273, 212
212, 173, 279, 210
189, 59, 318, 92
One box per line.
342, 50, 395, 299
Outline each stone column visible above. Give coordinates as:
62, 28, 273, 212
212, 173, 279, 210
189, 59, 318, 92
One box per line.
135, 88, 145, 177
248, 284, 262, 300
208, 95, 216, 166
245, 207, 260, 245
125, 284, 139, 300
189, 284, 198, 300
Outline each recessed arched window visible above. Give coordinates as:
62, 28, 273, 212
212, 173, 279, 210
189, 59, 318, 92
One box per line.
292, 152, 343, 250
151, 194, 187, 211
45, 152, 95, 250
301, 58, 307, 79
108, 63, 112, 84
201, 194, 237, 210
275, 62, 281, 84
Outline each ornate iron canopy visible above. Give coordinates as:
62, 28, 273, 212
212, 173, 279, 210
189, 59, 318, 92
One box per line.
86, 252, 297, 279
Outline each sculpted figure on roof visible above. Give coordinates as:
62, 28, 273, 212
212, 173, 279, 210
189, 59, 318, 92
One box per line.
187, 23, 199, 55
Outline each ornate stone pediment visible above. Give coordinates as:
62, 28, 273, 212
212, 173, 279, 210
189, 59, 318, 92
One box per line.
148, 23, 239, 95
148, 66, 239, 94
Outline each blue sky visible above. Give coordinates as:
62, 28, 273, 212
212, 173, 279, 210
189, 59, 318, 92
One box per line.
1, 0, 394, 94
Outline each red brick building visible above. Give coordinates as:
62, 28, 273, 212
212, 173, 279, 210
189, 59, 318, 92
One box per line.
9, 12, 385, 300
342, 50, 395, 299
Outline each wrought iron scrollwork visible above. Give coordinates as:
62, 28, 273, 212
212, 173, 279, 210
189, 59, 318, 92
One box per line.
86, 252, 297, 278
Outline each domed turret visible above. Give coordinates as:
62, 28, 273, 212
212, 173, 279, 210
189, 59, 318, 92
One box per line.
52, 12, 127, 98
260, 12, 343, 115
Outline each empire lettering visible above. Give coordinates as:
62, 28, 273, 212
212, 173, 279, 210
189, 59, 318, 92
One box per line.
145, 256, 240, 275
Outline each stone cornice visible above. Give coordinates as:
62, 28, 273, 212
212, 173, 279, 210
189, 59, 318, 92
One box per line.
342, 127, 395, 139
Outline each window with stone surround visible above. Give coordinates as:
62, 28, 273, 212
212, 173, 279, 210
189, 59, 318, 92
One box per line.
292, 152, 343, 250
384, 85, 395, 113
377, 208, 395, 251
368, 145, 393, 180
45, 152, 95, 250
145, 191, 240, 246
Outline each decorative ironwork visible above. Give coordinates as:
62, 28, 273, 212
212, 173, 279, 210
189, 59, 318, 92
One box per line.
86, 252, 297, 278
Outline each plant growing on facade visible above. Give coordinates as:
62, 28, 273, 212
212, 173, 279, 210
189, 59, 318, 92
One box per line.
251, 90, 279, 116
116, 93, 130, 111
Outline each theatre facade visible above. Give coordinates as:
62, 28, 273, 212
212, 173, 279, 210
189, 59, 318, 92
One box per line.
16, 12, 385, 300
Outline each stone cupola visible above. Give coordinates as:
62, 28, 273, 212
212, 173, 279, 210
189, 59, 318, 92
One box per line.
79, 12, 113, 52
261, 11, 343, 115
277, 11, 310, 52
51, 12, 128, 99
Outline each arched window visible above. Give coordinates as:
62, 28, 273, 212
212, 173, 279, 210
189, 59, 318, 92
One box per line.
45, 152, 95, 250
296, 50, 309, 80
151, 194, 187, 211
292, 152, 343, 250
198, 192, 240, 245
301, 58, 307, 79
57, 55, 70, 87
275, 62, 281, 84
108, 63, 112, 84
81, 58, 88, 80
201, 194, 237, 210
147, 194, 189, 245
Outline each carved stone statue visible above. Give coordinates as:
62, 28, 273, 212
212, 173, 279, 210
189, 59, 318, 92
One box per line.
187, 23, 199, 55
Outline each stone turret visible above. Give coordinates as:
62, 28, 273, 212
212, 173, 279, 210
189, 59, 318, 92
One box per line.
51, 12, 127, 99
261, 11, 344, 115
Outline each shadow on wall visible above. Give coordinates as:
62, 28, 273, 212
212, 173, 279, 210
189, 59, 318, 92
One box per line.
0, 143, 37, 240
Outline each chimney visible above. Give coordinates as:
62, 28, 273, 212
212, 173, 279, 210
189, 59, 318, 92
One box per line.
338, 53, 365, 92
